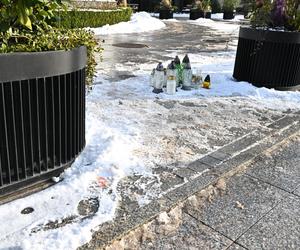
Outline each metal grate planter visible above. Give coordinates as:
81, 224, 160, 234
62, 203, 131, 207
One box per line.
223, 11, 234, 20
0, 46, 87, 197
159, 9, 173, 19
190, 10, 204, 20
233, 27, 300, 90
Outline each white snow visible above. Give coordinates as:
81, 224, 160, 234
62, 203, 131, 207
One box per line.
0, 95, 152, 249
211, 13, 245, 21
188, 17, 240, 33
90, 12, 166, 35
94, 50, 300, 110
1, 11, 300, 250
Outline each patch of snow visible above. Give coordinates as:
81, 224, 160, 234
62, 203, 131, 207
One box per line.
93, 51, 300, 110
211, 13, 245, 21
0, 89, 152, 250
188, 18, 240, 33
90, 12, 166, 35
173, 13, 190, 18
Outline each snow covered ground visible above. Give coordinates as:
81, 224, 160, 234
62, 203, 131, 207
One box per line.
1, 12, 300, 250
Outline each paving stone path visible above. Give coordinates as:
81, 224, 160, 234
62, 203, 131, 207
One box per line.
80, 113, 300, 250
142, 133, 300, 250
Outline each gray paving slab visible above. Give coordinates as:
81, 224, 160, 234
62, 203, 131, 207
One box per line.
141, 213, 233, 250
246, 136, 300, 193
218, 130, 269, 156
209, 151, 231, 161
173, 167, 197, 179
294, 185, 300, 196
165, 171, 217, 203
227, 243, 247, 250
237, 195, 300, 250
186, 174, 287, 241
188, 159, 212, 173
267, 115, 300, 130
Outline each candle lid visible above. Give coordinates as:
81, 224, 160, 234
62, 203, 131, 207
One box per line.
156, 62, 164, 71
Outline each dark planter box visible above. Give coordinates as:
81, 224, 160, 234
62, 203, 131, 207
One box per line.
159, 9, 173, 19
223, 11, 234, 19
233, 27, 300, 90
190, 10, 204, 20
205, 12, 212, 19
0, 46, 87, 197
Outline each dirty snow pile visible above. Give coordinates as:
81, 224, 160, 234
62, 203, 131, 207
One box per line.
90, 12, 166, 35
0, 94, 152, 249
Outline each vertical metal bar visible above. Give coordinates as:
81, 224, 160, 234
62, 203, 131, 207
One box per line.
0, 83, 3, 186
0, 153, 2, 186
19, 81, 27, 179
43, 78, 49, 171
35, 79, 41, 173
72, 71, 77, 157
78, 70, 81, 150
75, 70, 79, 154
1, 84, 11, 184
69, 73, 73, 159
10, 82, 20, 181
51, 77, 56, 168
83, 69, 86, 147
57, 76, 61, 165
27, 80, 35, 176
79, 70, 83, 149
64, 74, 67, 163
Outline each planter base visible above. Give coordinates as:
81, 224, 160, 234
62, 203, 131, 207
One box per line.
159, 10, 173, 19
205, 12, 211, 19
0, 160, 74, 205
233, 27, 300, 89
190, 10, 204, 20
223, 12, 234, 19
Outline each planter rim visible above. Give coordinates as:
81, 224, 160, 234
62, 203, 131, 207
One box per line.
239, 26, 300, 44
0, 46, 87, 82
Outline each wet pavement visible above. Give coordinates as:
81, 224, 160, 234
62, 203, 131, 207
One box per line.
95, 19, 239, 82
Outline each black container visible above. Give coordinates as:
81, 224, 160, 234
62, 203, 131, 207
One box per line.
159, 9, 173, 19
233, 27, 300, 90
205, 12, 212, 19
190, 9, 204, 20
0, 46, 87, 196
223, 11, 234, 19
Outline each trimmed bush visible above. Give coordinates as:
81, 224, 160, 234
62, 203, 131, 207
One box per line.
58, 8, 132, 28
211, 0, 222, 13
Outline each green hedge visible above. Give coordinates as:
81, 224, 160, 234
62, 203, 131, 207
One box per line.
58, 8, 132, 28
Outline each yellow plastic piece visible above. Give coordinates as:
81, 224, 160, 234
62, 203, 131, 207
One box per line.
202, 81, 210, 89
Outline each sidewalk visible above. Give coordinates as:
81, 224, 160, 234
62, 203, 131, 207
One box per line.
81, 113, 300, 249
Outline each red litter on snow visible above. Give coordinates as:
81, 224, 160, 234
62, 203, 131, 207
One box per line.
96, 176, 109, 188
